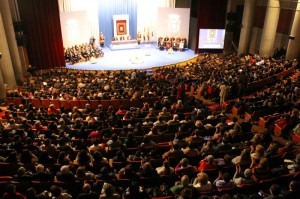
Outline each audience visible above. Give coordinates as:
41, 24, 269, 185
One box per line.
0, 53, 299, 198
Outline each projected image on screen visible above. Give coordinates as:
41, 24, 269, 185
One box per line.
198, 29, 225, 49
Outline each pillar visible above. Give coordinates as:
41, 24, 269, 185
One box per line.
0, 12, 17, 89
238, 0, 257, 55
0, 66, 6, 99
259, 0, 280, 58
0, 0, 24, 83
223, 0, 235, 55
286, 0, 300, 61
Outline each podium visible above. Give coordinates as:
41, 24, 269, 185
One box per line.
109, 39, 139, 50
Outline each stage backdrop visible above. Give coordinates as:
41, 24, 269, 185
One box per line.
60, 11, 89, 48
157, 8, 190, 45
98, 0, 137, 46
59, 0, 99, 47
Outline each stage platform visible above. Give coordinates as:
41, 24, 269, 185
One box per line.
66, 44, 198, 71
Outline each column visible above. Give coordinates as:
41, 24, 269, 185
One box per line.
0, 12, 17, 89
223, 0, 234, 54
0, 0, 24, 83
238, 0, 257, 55
259, 0, 280, 58
0, 66, 6, 99
286, 0, 300, 61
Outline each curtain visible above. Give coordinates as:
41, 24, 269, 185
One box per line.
58, 0, 99, 45
136, 0, 175, 42
98, 0, 137, 46
17, 0, 65, 69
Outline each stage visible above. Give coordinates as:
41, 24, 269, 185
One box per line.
66, 44, 198, 71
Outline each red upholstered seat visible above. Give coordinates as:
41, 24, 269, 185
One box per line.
60, 100, 71, 110
70, 100, 80, 109
110, 99, 122, 110
89, 100, 99, 109
41, 99, 50, 108
30, 98, 42, 108
50, 99, 61, 109
78, 100, 89, 109
100, 100, 110, 110
13, 97, 22, 106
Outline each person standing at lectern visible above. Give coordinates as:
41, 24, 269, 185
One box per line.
99, 32, 105, 47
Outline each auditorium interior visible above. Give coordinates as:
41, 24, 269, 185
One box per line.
1, 0, 300, 198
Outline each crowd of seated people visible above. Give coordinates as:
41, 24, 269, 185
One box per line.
158, 36, 187, 51
64, 43, 104, 64
1, 53, 300, 198
8, 53, 297, 105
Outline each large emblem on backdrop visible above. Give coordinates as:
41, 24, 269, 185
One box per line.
113, 15, 129, 37
167, 14, 181, 34
116, 20, 127, 35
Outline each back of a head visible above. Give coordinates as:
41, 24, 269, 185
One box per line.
244, 169, 252, 179
206, 155, 214, 164
181, 158, 189, 167
255, 144, 265, 156
270, 184, 281, 196
5, 184, 16, 195
289, 181, 299, 191
17, 166, 26, 176
111, 133, 118, 141
223, 172, 231, 183
104, 183, 114, 196
197, 172, 209, 185
36, 164, 45, 173
50, 185, 62, 197
82, 183, 91, 193
181, 175, 190, 187
60, 165, 70, 174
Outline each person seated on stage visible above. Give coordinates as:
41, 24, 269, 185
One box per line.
137, 32, 142, 44
89, 36, 95, 47
113, 36, 118, 41
181, 38, 187, 48
158, 37, 163, 46
99, 32, 105, 47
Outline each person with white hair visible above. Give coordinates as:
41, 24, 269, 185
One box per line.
32, 164, 54, 181
167, 114, 179, 125
158, 107, 172, 118
232, 165, 255, 186
55, 165, 75, 182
